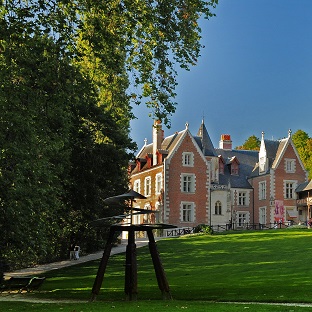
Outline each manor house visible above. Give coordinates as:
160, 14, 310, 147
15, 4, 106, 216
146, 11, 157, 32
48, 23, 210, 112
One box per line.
128, 120, 308, 230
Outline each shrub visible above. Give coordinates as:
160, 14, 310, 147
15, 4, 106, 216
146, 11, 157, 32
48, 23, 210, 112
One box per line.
193, 224, 213, 235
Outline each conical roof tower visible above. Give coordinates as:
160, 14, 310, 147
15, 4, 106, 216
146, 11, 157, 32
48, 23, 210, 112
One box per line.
197, 119, 217, 157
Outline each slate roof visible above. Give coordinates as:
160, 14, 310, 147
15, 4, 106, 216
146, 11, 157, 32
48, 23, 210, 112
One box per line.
194, 121, 217, 157
136, 131, 184, 159
296, 180, 312, 192
216, 149, 258, 189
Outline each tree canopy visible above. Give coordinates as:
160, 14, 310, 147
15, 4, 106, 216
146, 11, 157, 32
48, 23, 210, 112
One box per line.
0, 0, 218, 269
236, 135, 260, 151
292, 130, 312, 179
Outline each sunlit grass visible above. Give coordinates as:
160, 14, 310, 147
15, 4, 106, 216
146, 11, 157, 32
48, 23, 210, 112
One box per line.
3, 229, 312, 311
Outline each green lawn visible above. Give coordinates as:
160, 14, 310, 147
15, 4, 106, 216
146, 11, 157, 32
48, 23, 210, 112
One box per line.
2, 229, 312, 311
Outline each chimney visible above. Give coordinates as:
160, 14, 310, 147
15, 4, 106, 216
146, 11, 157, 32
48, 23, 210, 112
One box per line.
153, 120, 163, 165
219, 134, 232, 150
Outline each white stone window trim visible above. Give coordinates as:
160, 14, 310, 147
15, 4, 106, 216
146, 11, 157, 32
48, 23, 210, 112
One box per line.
238, 191, 247, 206
236, 211, 250, 227
259, 181, 266, 200
259, 206, 267, 224
181, 173, 196, 193
182, 152, 194, 167
214, 200, 222, 215
155, 173, 162, 194
284, 180, 297, 199
180, 201, 195, 222
285, 158, 296, 173
133, 179, 141, 194
144, 176, 152, 197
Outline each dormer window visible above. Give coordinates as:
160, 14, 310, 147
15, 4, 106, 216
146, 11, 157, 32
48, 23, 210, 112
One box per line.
229, 157, 239, 175
218, 155, 225, 175
231, 167, 238, 175
145, 154, 152, 168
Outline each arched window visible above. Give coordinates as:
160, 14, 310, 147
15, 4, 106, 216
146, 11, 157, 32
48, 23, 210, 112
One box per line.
215, 201, 222, 215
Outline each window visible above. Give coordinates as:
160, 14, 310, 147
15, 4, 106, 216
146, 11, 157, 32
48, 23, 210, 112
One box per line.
285, 159, 295, 173
181, 174, 195, 193
238, 213, 247, 227
285, 181, 295, 199
215, 201, 222, 215
182, 152, 194, 167
231, 167, 238, 175
155, 173, 162, 194
238, 192, 246, 206
181, 202, 194, 222
259, 181, 266, 200
144, 177, 151, 197
133, 179, 140, 193
259, 207, 266, 224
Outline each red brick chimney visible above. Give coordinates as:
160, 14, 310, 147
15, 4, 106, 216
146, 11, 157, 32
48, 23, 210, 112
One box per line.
153, 120, 163, 165
219, 134, 232, 150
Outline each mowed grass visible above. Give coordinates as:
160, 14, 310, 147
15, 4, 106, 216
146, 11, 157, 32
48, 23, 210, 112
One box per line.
3, 229, 312, 311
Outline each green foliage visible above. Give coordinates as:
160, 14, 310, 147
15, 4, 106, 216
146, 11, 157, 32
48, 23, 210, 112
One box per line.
292, 130, 312, 178
236, 135, 260, 150
193, 223, 213, 234
0, 0, 218, 269
3, 229, 312, 312
75, 0, 218, 126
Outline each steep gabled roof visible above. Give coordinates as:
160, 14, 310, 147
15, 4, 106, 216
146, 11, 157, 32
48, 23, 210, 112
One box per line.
135, 130, 184, 165
161, 131, 184, 152
165, 126, 210, 168
250, 138, 288, 177
271, 138, 288, 169
250, 134, 306, 177
194, 120, 217, 157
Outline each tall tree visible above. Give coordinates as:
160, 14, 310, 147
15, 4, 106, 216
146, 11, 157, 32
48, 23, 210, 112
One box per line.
75, 0, 218, 126
0, 0, 218, 268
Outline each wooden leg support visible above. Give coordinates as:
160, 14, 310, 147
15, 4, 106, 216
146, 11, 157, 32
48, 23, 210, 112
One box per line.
90, 227, 116, 301
147, 230, 172, 300
124, 229, 138, 301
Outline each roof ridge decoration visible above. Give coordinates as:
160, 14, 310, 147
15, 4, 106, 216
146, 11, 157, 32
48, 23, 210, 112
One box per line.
259, 131, 268, 174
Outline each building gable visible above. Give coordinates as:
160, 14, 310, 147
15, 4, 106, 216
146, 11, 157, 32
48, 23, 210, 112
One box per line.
272, 136, 307, 176
165, 124, 209, 167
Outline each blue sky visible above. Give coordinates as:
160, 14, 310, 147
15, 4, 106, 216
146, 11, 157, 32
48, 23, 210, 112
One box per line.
130, 0, 312, 151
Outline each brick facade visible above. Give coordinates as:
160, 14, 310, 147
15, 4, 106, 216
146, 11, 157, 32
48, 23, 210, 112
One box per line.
128, 122, 307, 229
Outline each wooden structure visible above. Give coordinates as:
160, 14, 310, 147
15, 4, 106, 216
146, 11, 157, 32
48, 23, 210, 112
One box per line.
90, 190, 176, 301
